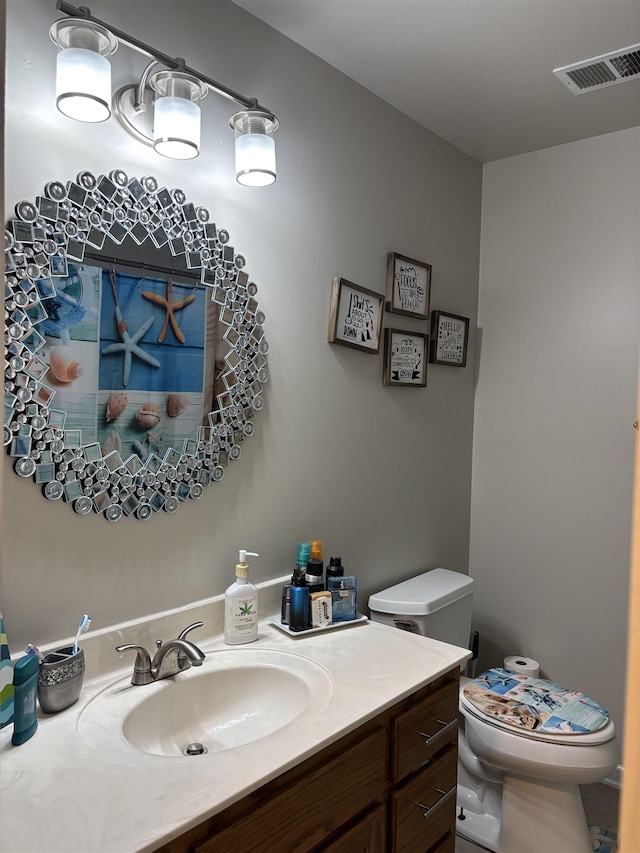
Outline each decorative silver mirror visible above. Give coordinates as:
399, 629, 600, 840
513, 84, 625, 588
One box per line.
4, 169, 268, 521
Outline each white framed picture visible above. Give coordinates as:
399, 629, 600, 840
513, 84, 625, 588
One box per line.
386, 252, 431, 320
429, 310, 470, 367
382, 328, 428, 387
328, 277, 384, 353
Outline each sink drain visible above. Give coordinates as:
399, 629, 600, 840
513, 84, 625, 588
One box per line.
183, 742, 208, 756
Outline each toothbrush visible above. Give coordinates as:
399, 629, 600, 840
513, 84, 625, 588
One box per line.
73, 615, 92, 655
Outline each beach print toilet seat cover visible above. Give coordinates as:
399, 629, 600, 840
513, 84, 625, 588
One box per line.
462, 668, 609, 735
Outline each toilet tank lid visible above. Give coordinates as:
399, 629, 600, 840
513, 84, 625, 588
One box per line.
368, 568, 475, 616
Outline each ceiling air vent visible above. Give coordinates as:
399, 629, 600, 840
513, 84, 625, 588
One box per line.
554, 44, 640, 94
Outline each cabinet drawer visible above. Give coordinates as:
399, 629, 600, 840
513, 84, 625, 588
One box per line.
191, 727, 387, 853
390, 742, 457, 853
316, 803, 386, 853
391, 676, 458, 783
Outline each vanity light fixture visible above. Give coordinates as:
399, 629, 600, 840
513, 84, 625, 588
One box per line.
49, 18, 117, 122
229, 111, 279, 187
49, 1, 279, 184
150, 71, 208, 160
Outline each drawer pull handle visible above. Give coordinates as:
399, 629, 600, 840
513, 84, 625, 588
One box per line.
419, 785, 456, 818
418, 718, 457, 747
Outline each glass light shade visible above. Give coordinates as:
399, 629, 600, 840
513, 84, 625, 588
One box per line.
230, 111, 279, 187
49, 20, 117, 124
151, 72, 207, 160
153, 96, 201, 159
56, 48, 112, 122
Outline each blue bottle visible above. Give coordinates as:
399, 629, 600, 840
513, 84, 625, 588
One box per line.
12, 654, 39, 745
289, 575, 309, 632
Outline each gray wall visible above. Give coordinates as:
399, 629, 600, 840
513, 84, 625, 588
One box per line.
2, 0, 481, 650
4, 1, 637, 769
471, 128, 640, 762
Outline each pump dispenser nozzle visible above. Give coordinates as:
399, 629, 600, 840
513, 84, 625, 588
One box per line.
236, 550, 259, 579
239, 550, 259, 564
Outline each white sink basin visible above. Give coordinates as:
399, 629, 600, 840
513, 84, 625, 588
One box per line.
78, 647, 334, 757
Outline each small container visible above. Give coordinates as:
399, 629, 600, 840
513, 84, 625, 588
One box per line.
289, 575, 309, 632
281, 581, 292, 625
310, 591, 332, 628
224, 550, 259, 645
12, 654, 39, 744
305, 558, 324, 593
37, 646, 85, 714
326, 557, 344, 585
328, 576, 358, 623
295, 542, 310, 574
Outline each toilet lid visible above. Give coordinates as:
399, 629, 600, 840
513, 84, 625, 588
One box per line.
462, 668, 610, 739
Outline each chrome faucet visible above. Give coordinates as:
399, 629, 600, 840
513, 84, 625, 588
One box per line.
116, 621, 206, 686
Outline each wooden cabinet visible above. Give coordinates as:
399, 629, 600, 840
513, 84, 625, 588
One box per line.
154, 669, 459, 853
390, 744, 457, 853
318, 804, 387, 853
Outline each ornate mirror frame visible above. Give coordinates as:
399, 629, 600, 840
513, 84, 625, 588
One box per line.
4, 169, 268, 522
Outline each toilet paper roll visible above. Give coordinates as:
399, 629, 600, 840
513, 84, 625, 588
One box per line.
504, 655, 540, 678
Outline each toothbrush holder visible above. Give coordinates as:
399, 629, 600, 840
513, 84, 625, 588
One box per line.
37, 646, 85, 714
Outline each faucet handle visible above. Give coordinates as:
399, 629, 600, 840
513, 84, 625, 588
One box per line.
177, 621, 204, 641
115, 644, 154, 685
175, 622, 205, 672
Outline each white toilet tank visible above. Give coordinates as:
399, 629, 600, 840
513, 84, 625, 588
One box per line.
368, 568, 475, 649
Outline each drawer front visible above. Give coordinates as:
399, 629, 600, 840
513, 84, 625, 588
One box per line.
390, 741, 457, 853
191, 727, 387, 853
425, 828, 456, 853
391, 676, 458, 783
317, 803, 387, 853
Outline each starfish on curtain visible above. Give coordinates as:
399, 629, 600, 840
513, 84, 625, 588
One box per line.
142, 278, 197, 344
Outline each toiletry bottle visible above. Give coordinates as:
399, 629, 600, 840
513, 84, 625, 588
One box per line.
305, 558, 324, 593
289, 574, 309, 632
307, 540, 324, 590
281, 579, 292, 625
11, 654, 39, 745
311, 540, 323, 566
328, 576, 358, 622
224, 550, 259, 645
326, 556, 344, 585
296, 541, 310, 574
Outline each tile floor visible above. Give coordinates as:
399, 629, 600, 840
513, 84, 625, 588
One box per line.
455, 782, 620, 852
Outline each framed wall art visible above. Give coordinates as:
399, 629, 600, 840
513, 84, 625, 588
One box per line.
386, 252, 431, 320
383, 328, 428, 387
328, 277, 384, 353
429, 310, 470, 367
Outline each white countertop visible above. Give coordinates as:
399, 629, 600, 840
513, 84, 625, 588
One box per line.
0, 580, 469, 853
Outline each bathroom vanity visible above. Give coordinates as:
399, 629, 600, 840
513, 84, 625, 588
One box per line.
0, 579, 469, 853
157, 670, 459, 853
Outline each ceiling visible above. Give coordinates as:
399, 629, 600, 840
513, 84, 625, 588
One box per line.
232, 0, 640, 163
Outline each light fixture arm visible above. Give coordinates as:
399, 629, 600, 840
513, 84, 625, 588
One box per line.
55, 0, 272, 115
134, 59, 162, 112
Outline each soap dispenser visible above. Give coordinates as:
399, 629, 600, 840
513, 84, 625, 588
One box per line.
224, 550, 259, 645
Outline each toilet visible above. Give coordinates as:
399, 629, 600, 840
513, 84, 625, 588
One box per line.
368, 569, 617, 853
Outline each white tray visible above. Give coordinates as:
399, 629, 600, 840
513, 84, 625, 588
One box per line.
267, 613, 368, 637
